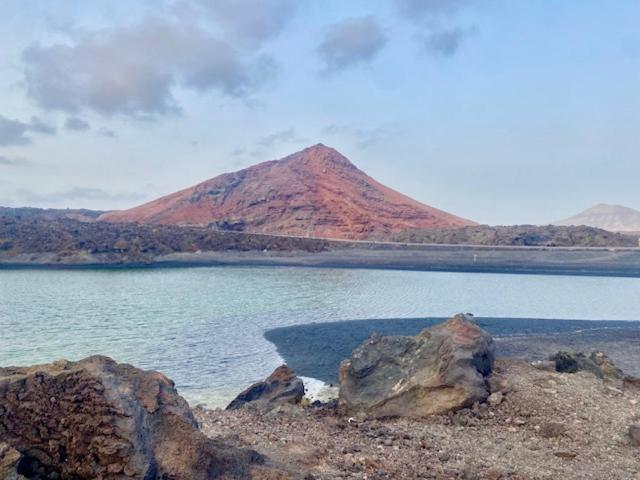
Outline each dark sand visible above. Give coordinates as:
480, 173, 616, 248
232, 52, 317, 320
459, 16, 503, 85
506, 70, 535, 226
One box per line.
3, 245, 640, 277
265, 317, 640, 382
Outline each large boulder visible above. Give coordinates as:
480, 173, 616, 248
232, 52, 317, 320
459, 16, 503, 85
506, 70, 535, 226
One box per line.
338, 314, 495, 419
0, 356, 266, 479
226, 365, 305, 412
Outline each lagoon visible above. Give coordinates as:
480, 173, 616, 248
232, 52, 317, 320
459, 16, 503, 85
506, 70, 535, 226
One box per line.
1, 266, 639, 406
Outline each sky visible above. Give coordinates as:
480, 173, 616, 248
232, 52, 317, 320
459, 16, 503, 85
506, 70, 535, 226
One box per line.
0, 0, 639, 225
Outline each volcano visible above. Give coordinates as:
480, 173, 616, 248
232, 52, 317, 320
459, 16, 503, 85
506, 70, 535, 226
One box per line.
99, 144, 475, 240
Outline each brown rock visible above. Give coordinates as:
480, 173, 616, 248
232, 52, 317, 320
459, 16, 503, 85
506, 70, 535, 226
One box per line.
338, 313, 495, 419
553, 451, 577, 460
0, 443, 26, 480
226, 365, 305, 412
539, 422, 567, 439
629, 425, 640, 447
0, 356, 267, 479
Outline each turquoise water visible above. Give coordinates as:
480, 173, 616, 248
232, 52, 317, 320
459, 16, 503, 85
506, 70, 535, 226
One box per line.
1, 266, 639, 406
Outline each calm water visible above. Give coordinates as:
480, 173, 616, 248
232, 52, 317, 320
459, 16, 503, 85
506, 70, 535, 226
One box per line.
1, 266, 639, 406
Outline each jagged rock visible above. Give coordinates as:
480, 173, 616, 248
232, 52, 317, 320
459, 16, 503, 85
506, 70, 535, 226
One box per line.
550, 351, 623, 379
0, 443, 26, 480
0, 356, 268, 479
629, 425, 640, 447
338, 314, 495, 419
227, 365, 305, 412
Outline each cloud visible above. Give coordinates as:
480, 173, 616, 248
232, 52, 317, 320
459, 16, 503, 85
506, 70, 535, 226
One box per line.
323, 123, 394, 148
16, 187, 145, 206
256, 128, 307, 148
232, 128, 307, 159
395, 0, 473, 21
0, 115, 58, 146
0, 156, 29, 167
396, 0, 476, 57
0, 116, 30, 146
317, 16, 387, 73
99, 127, 116, 138
198, 0, 296, 46
27, 117, 56, 135
424, 27, 469, 56
64, 116, 91, 131
22, 14, 276, 118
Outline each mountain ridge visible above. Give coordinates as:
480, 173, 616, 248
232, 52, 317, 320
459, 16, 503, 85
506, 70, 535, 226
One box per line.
553, 203, 640, 233
99, 144, 475, 240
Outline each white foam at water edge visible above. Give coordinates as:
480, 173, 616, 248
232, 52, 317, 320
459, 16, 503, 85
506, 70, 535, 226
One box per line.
300, 376, 339, 402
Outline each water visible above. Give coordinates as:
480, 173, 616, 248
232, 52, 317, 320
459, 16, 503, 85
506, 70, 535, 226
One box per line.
1, 266, 639, 407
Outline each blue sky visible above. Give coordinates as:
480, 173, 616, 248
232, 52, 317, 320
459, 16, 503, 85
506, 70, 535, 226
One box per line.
0, 0, 638, 224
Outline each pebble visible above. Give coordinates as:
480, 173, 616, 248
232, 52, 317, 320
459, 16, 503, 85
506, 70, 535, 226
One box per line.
488, 392, 503, 407
629, 425, 640, 447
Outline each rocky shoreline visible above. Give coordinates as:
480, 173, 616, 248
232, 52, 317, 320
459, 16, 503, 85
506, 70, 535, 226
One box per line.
196, 358, 640, 479
1, 315, 639, 479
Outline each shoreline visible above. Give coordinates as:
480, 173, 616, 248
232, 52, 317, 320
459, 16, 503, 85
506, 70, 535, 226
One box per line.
3, 245, 640, 277
265, 317, 640, 384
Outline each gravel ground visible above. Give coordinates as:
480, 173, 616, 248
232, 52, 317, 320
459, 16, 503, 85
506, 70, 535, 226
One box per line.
195, 359, 640, 479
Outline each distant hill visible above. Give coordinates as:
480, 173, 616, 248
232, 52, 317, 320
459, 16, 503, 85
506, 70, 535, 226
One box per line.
0, 206, 103, 222
553, 204, 640, 233
99, 144, 475, 240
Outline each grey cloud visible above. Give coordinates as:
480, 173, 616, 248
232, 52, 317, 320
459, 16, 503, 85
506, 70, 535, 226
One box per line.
0, 116, 30, 146
0, 156, 29, 167
99, 128, 116, 138
0, 115, 58, 146
22, 15, 275, 118
65, 116, 91, 131
396, 0, 476, 57
425, 27, 469, 56
396, 0, 473, 21
16, 187, 145, 206
45, 15, 78, 35
27, 117, 56, 135
323, 123, 394, 148
354, 126, 392, 148
231, 128, 307, 159
199, 0, 296, 46
256, 128, 307, 148
317, 16, 387, 73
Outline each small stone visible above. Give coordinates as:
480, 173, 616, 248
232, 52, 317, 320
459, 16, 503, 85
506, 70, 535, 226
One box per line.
605, 386, 623, 396
485, 468, 503, 480
437, 452, 450, 462
488, 392, 503, 407
539, 422, 567, 439
554, 451, 577, 460
532, 360, 556, 372
629, 425, 640, 447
